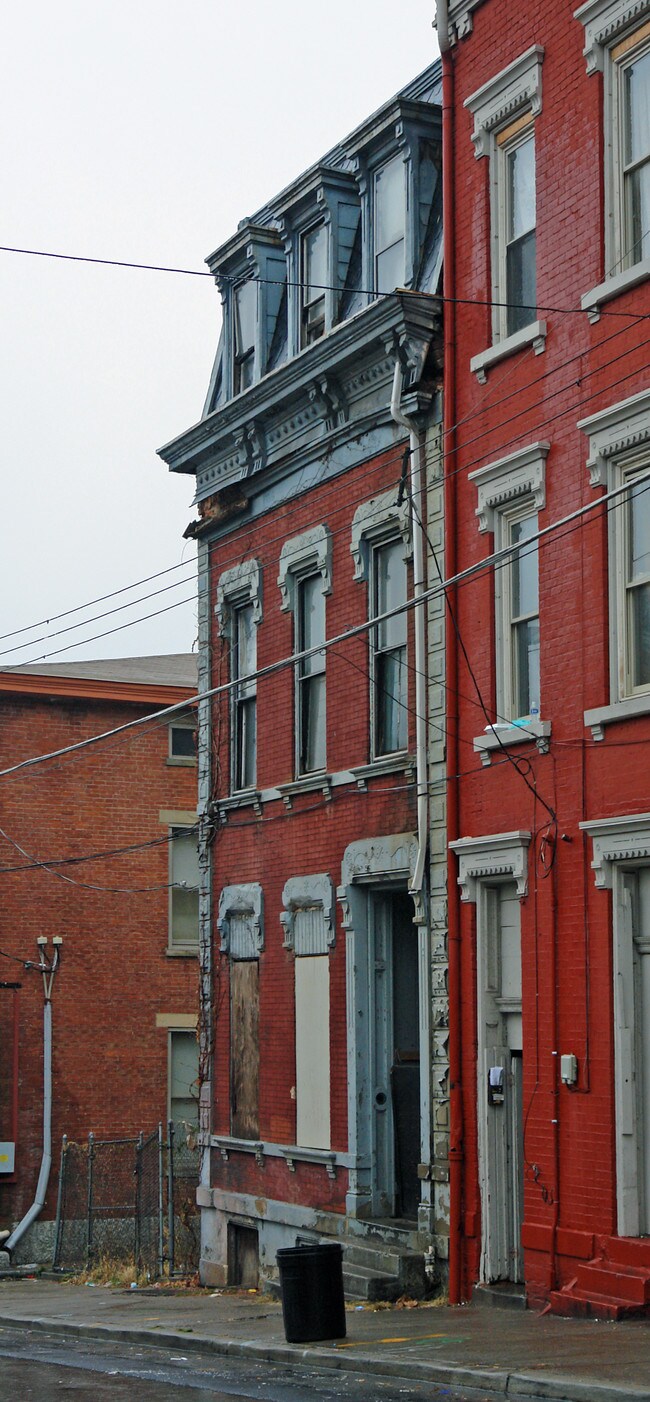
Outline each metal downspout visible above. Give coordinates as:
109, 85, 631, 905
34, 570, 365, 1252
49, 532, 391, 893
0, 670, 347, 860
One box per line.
437, 0, 464, 1305
5, 998, 52, 1255
390, 359, 428, 897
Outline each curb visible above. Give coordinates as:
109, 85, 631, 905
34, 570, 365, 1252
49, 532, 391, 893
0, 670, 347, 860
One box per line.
0, 1312, 647, 1402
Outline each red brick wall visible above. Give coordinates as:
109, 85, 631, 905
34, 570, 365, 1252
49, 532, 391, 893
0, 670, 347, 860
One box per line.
0, 691, 198, 1228
206, 443, 417, 1212
447, 0, 650, 1300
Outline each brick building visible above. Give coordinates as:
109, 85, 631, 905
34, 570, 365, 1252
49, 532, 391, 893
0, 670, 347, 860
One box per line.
159, 67, 449, 1294
437, 0, 650, 1313
0, 655, 199, 1263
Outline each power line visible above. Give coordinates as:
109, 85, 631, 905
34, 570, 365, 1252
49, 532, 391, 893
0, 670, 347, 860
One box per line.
1, 242, 647, 321
1, 467, 646, 783
2, 304, 643, 658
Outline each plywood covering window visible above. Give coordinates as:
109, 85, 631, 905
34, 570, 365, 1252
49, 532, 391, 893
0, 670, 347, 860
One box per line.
230, 959, 259, 1139
295, 955, 330, 1149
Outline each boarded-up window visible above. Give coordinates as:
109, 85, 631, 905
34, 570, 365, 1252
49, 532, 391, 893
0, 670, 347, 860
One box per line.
295, 955, 330, 1149
230, 960, 259, 1139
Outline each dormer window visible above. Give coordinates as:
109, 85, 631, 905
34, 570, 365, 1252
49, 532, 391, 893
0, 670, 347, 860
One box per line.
301, 223, 327, 347
233, 279, 257, 393
374, 155, 406, 294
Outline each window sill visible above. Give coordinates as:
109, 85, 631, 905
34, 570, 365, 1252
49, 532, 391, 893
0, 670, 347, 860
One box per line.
277, 773, 332, 809
584, 693, 650, 740
166, 756, 197, 768
470, 320, 547, 383
581, 259, 650, 324
211, 1134, 344, 1178
473, 719, 551, 766
351, 753, 416, 791
166, 945, 199, 958
217, 790, 263, 818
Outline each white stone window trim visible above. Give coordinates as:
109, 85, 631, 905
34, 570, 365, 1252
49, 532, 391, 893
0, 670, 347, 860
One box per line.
277, 525, 332, 612
579, 389, 650, 732
574, 0, 650, 75
468, 441, 549, 534
464, 46, 545, 160
581, 811, 650, 886
350, 489, 412, 581
473, 720, 552, 766
464, 47, 545, 374
468, 444, 548, 745
217, 882, 264, 957
575, 1, 650, 317
581, 258, 650, 323
470, 322, 548, 383
450, 831, 531, 903
280, 873, 335, 953
215, 559, 262, 637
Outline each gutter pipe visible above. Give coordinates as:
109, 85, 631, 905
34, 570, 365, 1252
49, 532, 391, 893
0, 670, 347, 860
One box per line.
436, 0, 464, 1305
390, 358, 428, 898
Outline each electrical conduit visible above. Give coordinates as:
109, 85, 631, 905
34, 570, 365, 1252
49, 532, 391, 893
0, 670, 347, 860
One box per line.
5, 998, 52, 1255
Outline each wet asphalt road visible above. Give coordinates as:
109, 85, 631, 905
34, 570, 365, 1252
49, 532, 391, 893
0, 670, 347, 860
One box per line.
0, 1325, 487, 1401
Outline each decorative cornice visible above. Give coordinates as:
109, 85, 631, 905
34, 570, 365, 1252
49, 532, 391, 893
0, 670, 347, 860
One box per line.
217, 883, 264, 956
434, 0, 486, 44
215, 559, 262, 637
468, 442, 549, 533
277, 525, 332, 612
574, 0, 650, 75
350, 489, 412, 580
280, 874, 335, 953
465, 46, 544, 159
580, 812, 650, 887
450, 831, 531, 902
578, 389, 650, 487
157, 293, 441, 504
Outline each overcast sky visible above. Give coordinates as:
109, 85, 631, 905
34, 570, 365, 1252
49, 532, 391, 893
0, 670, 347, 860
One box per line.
1, 2, 439, 667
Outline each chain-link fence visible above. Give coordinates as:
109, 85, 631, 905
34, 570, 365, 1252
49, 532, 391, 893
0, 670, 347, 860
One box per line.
53, 1123, 199, 1278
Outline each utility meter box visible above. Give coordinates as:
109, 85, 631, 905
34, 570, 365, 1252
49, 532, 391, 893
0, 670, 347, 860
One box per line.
0, 1142, 15, 1173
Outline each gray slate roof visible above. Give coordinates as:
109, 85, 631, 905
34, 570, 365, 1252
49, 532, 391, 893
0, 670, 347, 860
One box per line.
4, 654, 198, 688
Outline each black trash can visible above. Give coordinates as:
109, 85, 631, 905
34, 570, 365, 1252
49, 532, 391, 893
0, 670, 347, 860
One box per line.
276, 1242, 346, 1343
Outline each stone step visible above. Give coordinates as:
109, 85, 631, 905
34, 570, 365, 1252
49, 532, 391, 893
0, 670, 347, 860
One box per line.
342, 1262, 402, 1302
343, 1240, 415, 1275
473, 1281, 526, 1311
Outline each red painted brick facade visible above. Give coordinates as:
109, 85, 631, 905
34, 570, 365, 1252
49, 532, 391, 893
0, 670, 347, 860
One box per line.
0, 666, 198, 1253
206, 444, 417, 1215
444, 0, 650, 1309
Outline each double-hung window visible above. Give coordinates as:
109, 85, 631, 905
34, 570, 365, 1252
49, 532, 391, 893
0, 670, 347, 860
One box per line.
301, 224, 327, 347
232, 603, 257, 790
169, 827, 200, 951
497, 507, 540, 720
580, 393, 650, 732
616, 31, 650, 271
374, 155, 406, 294
576, 4, 650, 312
169, 1029, 199, 1139
233, 279, 256, 394
295, 573, 326, 774
465, 46, 545, 375
619, 462, 650, 694
500, 124, 536, 337
371, 537, 408, 755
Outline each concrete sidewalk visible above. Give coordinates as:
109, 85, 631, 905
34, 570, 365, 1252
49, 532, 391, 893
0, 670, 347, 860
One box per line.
0, 1279, 647, 1402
